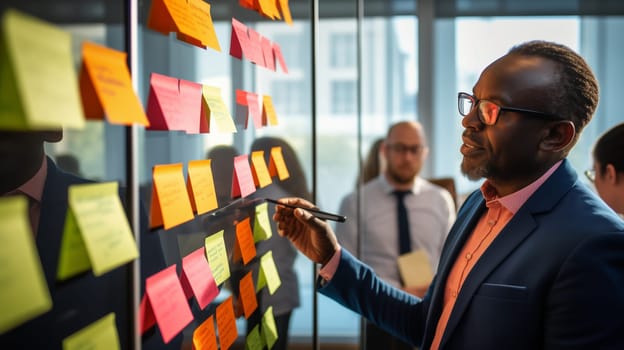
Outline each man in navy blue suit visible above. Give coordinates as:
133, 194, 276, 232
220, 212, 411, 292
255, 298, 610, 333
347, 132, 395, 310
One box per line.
273, 41, 624, 350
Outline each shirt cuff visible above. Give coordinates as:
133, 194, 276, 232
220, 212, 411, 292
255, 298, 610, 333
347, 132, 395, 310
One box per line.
318, 246, 342, 282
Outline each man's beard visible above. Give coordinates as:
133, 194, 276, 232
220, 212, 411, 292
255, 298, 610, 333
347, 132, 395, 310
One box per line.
461, 159, 489, 181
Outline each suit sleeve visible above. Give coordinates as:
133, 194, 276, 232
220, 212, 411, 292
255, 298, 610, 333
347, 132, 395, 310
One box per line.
319, 249, 428, 346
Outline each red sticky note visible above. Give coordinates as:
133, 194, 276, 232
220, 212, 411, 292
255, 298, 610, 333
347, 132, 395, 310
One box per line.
146, 73, 203, 133
140, 294, 156, 333
216, 297, 238, 350
272, 42, 289, 74
181, 247, 219, 310
145, 265, 194, 344
235, 89, 250, 129
231, 154, 256, 199
239, 271, 258, 319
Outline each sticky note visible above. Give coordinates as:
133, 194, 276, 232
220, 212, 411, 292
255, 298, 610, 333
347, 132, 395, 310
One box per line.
253, 202, 272, 242
150, 163, 194, 230
258, 0, 281, 20
147, 0, 202, 48
277, 0, 293, 25
216, 296, 238, 350
185, 0, 221, 51
202, 85, 237, 133
57, 182, 139, 280
79, 41, 149, 126
193, 315, 218, 350
250, 151, 272, 188
245, 91, 263, 128
140, 294, 156, 333
245, 28, 265, 66
204, 230, 230, 285
269, 146, 290, 180
260, 37, 276, 71
261, 306, 278, 349
239, 271, 258, 319
146, 73, 203, 133
145, 265, 194, 344
0, 9, 84, 130
181, 247, 218, 310
231, 154, 256, 199
234, 217, 257, 265
0, 196, 51, 333
256, 251, 281, 295
62, 313, 120, 350
262, 95, 279, 126
187, 159, 218, 215
247, 324, 264, 350
272, 43, 289, 74
229, 18, 249, 60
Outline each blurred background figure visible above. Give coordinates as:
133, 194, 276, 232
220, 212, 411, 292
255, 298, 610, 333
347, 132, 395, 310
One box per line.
588, 122, 624, 218
358, 138, 385, 186
54, 153, 83, 177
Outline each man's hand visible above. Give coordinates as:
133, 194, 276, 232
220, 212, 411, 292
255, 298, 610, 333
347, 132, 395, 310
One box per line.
272, 197, 339, 266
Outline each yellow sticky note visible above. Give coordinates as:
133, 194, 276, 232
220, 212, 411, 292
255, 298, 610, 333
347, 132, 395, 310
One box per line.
187, 159, 218, 215
253, 202, 272, 242
63, 313, 120, 350
57, 182, 139, 280
150, 163, 195, 230
256, 251, 281, 295
277, 0, 293, 25
250, 151, 272, 188
0, 9, 85, 130
202, 86, 237, 133
269, 147, 290, 181
57, 208, 91, 280
79, 41, 149, 126
0, 196, 52, 334
246, 324, 264, 350
204, 230, 230, 285
261, 307, 278, 349
262, 95, 279, 126
257, 0, 281, 20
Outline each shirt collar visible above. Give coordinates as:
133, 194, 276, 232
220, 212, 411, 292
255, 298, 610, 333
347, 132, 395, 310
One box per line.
480, 160, 563, 214
15, 155, 47, 204
380, 173, 423, 195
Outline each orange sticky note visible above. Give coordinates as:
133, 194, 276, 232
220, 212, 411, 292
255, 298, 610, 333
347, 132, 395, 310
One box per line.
231, 154, 256, 199
262, 95, 279, 126
239, 0, 255, 11
147, 0, 204, 49
187, 159, 218, 215
193, 315, 218, 350
277, 0, 293, 25
181, 247, 218, 310
268, 147, 290, 180
216, 296, 238, 350
250, 151, 272, 188
145, 265, 194, 344
272, 42, 289, 74
150, 163, 195, 230
257, 0, 281, 19
239, 271, 258, 319
79, 41, 149, 126
186, 0, 221, 51
234, 217, 257, 265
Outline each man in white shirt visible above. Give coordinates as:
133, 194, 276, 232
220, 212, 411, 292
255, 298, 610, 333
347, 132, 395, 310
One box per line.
336, 121, 456, 350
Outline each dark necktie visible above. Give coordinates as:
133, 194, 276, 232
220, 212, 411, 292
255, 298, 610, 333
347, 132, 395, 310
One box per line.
394, 190, 411, 255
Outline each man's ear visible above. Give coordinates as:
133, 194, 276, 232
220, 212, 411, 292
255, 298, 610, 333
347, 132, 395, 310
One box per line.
604, 164, 618, 185
540, 121, 575, 152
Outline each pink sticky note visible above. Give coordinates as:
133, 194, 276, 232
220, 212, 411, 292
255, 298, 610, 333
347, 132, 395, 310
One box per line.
272, 42, 289, 74
246, 28, 265, 66
261, 37, 276, 71
231, 154, 256, 199
146, 73, 203, 133
229, 18, 249, 60
145, 265, 194, 344
182, 247, 219, 310
178, 79, 203, 134
245, 92, 262, 128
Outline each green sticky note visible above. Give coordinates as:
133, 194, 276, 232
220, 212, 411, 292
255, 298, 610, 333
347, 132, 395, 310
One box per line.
204, 230, 231, 285
58, 182, 139, 280
0, 9, 84, 130
0, 196, 52, 333
57, 209, 92, 280
62, 313, 120, 350
256, 251, 281, 295
245, 324, 264, 350
261, 307, 278, 350
253, 202, 272, 242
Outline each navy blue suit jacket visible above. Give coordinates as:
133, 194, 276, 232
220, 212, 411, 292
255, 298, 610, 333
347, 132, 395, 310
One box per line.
321, 159, 624, 349
0, 158, 177, 349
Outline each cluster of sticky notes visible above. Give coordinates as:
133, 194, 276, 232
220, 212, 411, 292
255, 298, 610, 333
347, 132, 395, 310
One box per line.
0, 9, 84, 131
0, 196, 52, 334
230, 18, 289, 73
246, 307, 279, 349
240, 0, 293, 25
147, 0, 220, 51
236, 90, 280, 129
63, 313, 120, 350
79, 41, 149, 126
231, 147, 289, 199
57, 182, 139, 280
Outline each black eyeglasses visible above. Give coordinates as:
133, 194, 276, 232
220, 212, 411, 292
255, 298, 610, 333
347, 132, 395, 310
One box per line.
458, 92, 561, 125
386, 143, 424, 155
